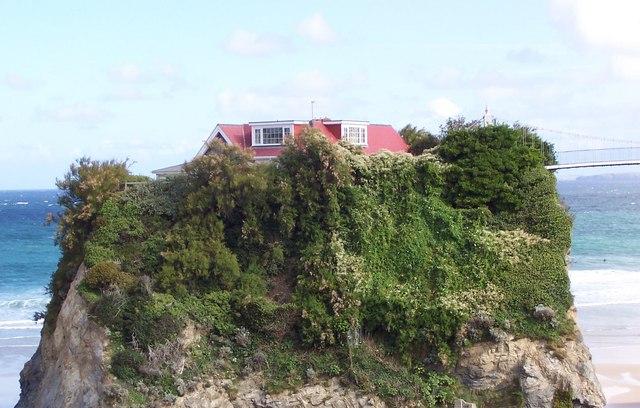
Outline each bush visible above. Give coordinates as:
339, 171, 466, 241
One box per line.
91, 285, 128, 327
48, 119, 575, 405
125, 295, 185, 349
438, 124, 544, 213
86, 261, 136, 291
102, 383, 129, 405
111, 348, 145, 382
553, 388, 573, 408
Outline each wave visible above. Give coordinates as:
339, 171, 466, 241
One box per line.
0, 344, 38, 349
569, 269, 640, 284
0, 320, 43, 330
570, 269, 640, 307
0, 336, 39, 341
575, 300, 640, 308
0, 298, 50, 309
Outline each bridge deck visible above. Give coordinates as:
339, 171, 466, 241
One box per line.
546, 160, 640, 170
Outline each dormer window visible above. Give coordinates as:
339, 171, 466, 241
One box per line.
252, 125, 292, 146
342, 125, 367, 145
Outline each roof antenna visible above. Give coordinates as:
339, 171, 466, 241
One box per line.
310, 100, 315, 127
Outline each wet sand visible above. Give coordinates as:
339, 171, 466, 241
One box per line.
590, 345, 640, 407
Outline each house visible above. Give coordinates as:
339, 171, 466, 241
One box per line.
153, 118, 408, 178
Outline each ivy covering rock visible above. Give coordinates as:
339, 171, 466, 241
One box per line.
45, 123, 574, 406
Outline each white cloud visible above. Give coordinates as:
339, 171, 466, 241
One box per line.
284, 69, 368, 97
431, 66, 464, 87
506, 47, 547, 64
550, 0, 640, 78
105, 87, 144, 101
550, 0, 640, 52
225, 29, 292, 56
105, 62, 186, 99
4, 74, 33, 90
428, 98, 460, 118
41, 103, 111, 126
297, 13, 339, 45
217, 89, 303, 118
108, 63, 145, 83
155, 62, 187, 96
29, 144, 53, 160
611, 54, 640, 79
216, 67, 369, 119
217, 88, 353, 120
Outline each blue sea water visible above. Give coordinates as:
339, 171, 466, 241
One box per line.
0, 178, 637, 406
0, 190, 60, 407
557, 176, 640, 364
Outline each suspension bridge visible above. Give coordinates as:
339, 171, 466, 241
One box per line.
546, 148, 640, 170
515, 126, 640, 171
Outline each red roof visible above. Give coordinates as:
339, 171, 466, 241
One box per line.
363, 124, 409, 154
198, 119, 408, 159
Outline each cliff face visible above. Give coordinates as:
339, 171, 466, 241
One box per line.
172, 375, 386, 408
17, 266, 605, 408
16, 265, 108, 408
455, 308, 605, 408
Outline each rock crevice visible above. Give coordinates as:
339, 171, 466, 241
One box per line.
16, 265, 109, 408
455, 310, 605, 408
17, 268, 605, 408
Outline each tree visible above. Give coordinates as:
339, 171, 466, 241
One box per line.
158, 141, 264, 295
276, 127, 352, 245
55, 157, 129, 255
512, 124, 557, 166
399, 124, 440, 155
45, 158, 129, 328
438, 116, 480, 137
438, 124, 545, 213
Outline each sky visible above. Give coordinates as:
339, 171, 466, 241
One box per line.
3, 0, 640, 189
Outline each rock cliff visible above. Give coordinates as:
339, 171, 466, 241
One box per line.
17, 265, 605, 408
455, 308, 605, 408
16, 265, 109, 408
172, 375, 385, 408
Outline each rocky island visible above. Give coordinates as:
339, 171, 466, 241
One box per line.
17, 124, 605, 407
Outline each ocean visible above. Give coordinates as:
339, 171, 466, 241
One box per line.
559, 176, 640, 365
0, 190, 59, 407
0, 177, 637, 407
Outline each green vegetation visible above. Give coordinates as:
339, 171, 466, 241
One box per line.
47, 122, 572, 406
399, 123, 440, 155
553, 388, 574, 408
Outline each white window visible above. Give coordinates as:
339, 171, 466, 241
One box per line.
342, 126, 367, 145
252, 126, 291, 146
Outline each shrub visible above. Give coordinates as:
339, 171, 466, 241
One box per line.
553, 388, 573, 408
125, 295, 185, 349
86, 261, 136, 291
182, 292, 235, 335
48, 118, 575, 405
111, 348, 145, 382
91, 285, 128, 327
102, 383, 129, 405
83, 244, 116, 268
438, 124, 544, 213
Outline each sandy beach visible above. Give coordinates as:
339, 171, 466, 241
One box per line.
598, 364, 640, 406
589, 345, 640, 407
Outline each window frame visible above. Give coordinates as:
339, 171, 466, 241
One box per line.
252, 125, 292, 146
342, 125, 368, 145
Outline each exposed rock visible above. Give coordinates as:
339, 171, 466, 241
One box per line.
16, 264, 109, 408
455, 307, 606, 408
454, 399, 477, 408
173, 376, 386, 408
16, 265, 605, 408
